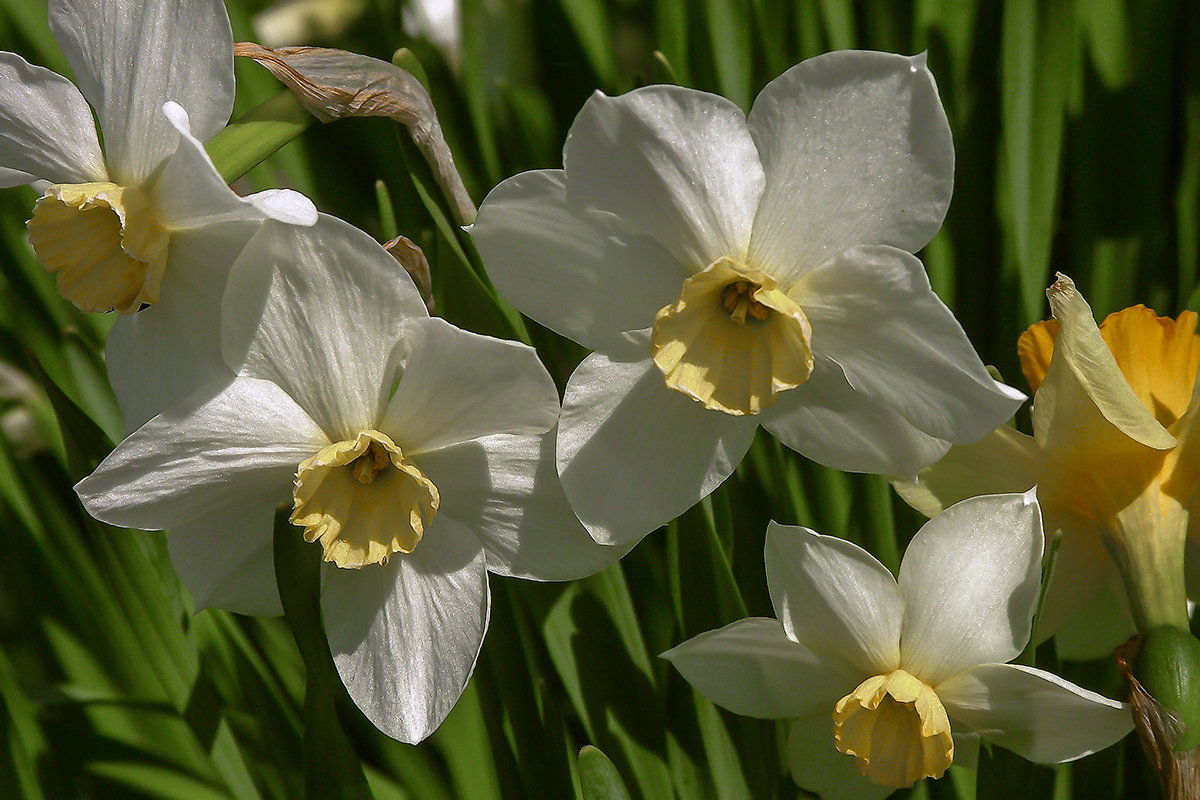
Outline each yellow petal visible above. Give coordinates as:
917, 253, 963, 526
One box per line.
651, 257, 813, 415
1017, 318, 1057, 395
833, 669, 953, 788
1037, 274, 1174, 451
1100, 306, 1200, 429
291, 430, 439, 569
1020, 305, 1200, 429
26, 182, 169, 314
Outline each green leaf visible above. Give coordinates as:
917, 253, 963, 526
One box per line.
556, 0, 619, 89
976, 744, 1058, 800
205, 91, 313, 185
704, 0, 753, 110
998, 0, 1073, 324
579, 745, 632, 800
0, 644, 48, 800
26, 352, 113, 481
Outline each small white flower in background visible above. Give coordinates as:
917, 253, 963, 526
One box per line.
401, 0, 462, 70
663, 491, 1132, 799
471, 50, 1024, 548
0, 0, 317, 432
253, 0, 369, 47
75, 214, 624, 743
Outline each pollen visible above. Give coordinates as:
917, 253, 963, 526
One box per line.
651, 257, 813, 415
832, 669, 953, 788
26, 182, 169, 314
291, 430, 440, 569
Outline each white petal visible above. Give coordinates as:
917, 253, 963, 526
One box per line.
471, 169, 688, 350
563, 86, 764, 268
75, 377, 326, 530
220, 215, 428, 439
746, 50, 953, 282
760, 358, 952, 479
242, 188, 320, 226
892, 426, 1039, 518
0, 52, 106, 186
798, 246, 1024, 441
662, 617, 861, 719
49, 0, 234, 184
937, 663, 1132, 763
898, 491, 1044, 685
381, 317, 558, 455
0, 167, 39, 186
785, 713, 896, 800
106, 223, 251, 433
153, 102, 317, 229
167, 493, 282, 617
765, 522, 903, 676
322, 518, 489, 744
416, 432, 629, 581
556, 332, 758, 545
106, 106, 318, 432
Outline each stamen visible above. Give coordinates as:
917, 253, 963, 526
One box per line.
721, 280, 771, 325
351, 440, 392, 483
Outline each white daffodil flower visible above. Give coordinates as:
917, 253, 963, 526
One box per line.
0, 0, 317, 431
663, 492, 1131, 798
471, 50, 1024, 547
75, 214, 623, 743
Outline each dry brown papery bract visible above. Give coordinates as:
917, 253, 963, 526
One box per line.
234, 41, 476, 226
1116, 637, 1200, 800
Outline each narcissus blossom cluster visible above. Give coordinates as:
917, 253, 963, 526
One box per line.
5, 0, 1152, 792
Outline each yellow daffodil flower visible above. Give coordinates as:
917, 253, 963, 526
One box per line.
897, 274, 1199, 647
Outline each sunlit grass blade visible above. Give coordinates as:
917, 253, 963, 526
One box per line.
704, 0, 752, 109
998, 0, 1072, 325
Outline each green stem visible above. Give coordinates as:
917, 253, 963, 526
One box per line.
272, 506, 373, 800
